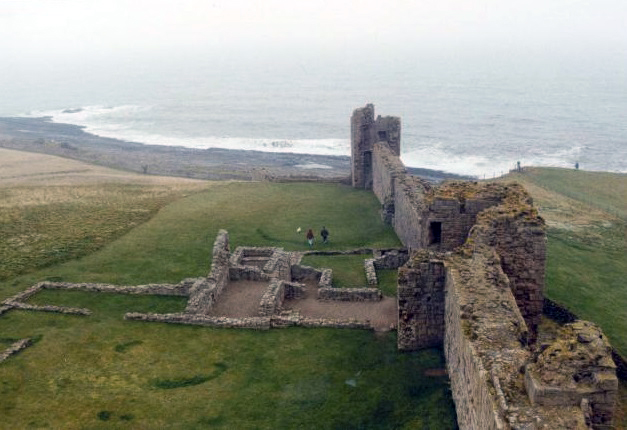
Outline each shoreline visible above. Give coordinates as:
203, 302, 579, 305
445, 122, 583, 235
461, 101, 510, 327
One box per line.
0, 116, 473, 182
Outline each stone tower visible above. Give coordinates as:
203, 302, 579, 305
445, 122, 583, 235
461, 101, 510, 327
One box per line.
351, 104, 401, 189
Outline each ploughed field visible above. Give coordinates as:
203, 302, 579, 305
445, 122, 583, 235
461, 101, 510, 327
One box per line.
0, 149, 457, 429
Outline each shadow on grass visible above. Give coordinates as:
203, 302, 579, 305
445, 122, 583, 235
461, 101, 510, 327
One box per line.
151, 362, 228, 389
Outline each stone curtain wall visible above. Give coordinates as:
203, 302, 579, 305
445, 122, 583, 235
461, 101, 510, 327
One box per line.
397, 252, 446, 350
372, 142, 406, 224
185, 230, 230, 314
392, 175, 431, 248
444, 248, 590, 429
471, 193, 547, 338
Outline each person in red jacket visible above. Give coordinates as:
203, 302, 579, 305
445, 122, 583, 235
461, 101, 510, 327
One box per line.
306, 229, 314, 248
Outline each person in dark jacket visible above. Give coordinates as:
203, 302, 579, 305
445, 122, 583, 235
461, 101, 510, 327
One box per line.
320, 226, 329, 244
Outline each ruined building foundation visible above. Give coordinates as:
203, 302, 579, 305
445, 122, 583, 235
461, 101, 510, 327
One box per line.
351, 104, 618, 429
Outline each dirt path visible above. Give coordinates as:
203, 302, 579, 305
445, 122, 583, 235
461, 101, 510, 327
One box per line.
207, 280, 269, 317
284, 281, 397, 331
208, 278, 397, 331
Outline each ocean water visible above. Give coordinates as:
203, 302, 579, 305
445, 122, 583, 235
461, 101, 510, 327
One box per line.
3, 54, 626, 177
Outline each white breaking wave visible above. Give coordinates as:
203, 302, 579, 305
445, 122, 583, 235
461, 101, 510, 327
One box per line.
22, 105, 625, 176
25, 105, 350, 157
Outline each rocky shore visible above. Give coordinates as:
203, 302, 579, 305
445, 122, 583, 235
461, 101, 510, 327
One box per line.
0, 117, 471, 182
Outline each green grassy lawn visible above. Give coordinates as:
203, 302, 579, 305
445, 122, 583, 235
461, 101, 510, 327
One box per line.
376, 269, 398, 297
301, 254, 371, 288
523, 167, 627, 220
0, 181, 453, 429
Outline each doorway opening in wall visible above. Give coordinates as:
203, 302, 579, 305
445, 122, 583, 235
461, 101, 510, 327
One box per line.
429, 222, 442, 245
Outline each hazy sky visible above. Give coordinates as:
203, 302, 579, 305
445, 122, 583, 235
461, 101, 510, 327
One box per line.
2, 0, 627, 64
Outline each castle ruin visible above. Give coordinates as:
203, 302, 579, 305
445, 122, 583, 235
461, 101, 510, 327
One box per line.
1, 105, 619, 429
351, 104, 617, 429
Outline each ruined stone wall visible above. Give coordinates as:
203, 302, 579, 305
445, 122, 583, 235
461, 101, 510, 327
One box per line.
258, 279, 285, 317
423, 197, 501, 251
351, 104, 375, 189
185, 230, 230, 314
374, 116, 401, 156
0, 339, 33, 364
397, 252, 446, 351
317, 287, 382, 302
470, 196, 546, 337
525, 321, 618, 428
444, 248, 589, 429
372, 142, 407, 224
392, 175, 430, 248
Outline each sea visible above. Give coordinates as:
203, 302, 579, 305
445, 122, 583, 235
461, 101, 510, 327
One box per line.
1, 52, 626, 177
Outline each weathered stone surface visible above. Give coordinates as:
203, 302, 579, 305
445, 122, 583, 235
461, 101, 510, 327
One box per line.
258, 279, 285, 317
0, 338, 32, 364
318, 287, 382, 302
7, 301, 91, 315
35, 281, 190, 296
372, 248, 408, 270
397, 252, 446, 350
351, 104, 615, 428
364, 259, 378, 286
185, 230, 230, 314
125, 312, 272, 330
444, 248, 587, 429
525, 321, 618, 428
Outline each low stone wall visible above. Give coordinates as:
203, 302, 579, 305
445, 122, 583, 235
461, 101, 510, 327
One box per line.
271, 312, 373, 330
302, 248, 372, 256
37, 281, 191, 296
2, 283, 44, 303
319, 269, 333, 289
264, 250, 292, 281
372, 249, 408, 270
125, 312, 272, 330
230, 246, 277, 266
258, 280, 285, 317
318, 287, 381, 302
0, 339, 32, 364
283, 281, 306, 300
7, 301, 91, 316
291, 265, 322, 283
229, 265, 270, 281
0, 305, 13, 316
364, 259, 378, 286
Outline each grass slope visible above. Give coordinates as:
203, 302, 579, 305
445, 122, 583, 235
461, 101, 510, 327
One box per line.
0, 180, 453, 429
502, 167, 627, 428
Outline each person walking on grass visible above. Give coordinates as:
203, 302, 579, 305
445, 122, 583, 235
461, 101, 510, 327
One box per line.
320, 226, 329, 244
306, 228, 315, 248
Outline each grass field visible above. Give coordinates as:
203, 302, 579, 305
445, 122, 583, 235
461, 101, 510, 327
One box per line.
2, 148, 625, 428
502, 168, 627, 356
0, 151, 452, 429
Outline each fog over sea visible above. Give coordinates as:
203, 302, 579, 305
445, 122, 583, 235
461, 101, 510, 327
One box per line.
2, 52, 626, 177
